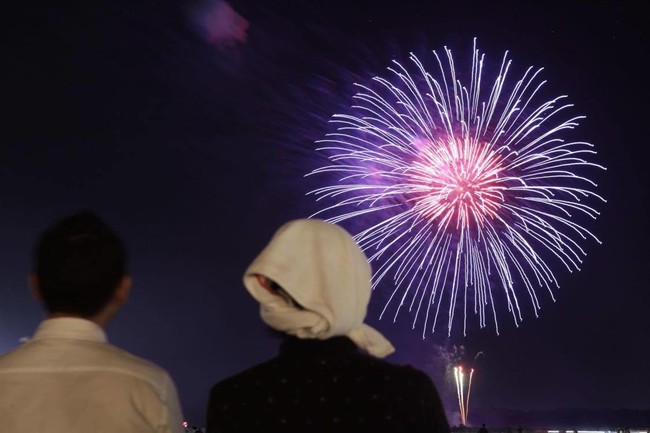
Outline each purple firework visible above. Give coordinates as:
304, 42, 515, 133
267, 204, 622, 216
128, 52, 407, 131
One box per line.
307, 39, 606, 336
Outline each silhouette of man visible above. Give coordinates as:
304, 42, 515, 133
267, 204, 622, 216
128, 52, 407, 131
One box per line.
0, 211, 184, 432
479, 423, 489, 433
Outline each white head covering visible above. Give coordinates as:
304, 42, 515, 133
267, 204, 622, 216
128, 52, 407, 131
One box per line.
243, 219, 395, 358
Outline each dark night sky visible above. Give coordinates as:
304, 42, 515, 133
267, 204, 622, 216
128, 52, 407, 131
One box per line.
2, 0, 648, 426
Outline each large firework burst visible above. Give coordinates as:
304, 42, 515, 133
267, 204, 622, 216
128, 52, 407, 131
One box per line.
307, 39, 606, 336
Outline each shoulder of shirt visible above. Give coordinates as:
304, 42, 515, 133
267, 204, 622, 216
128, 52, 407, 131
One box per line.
0, 339, 175, 394
344, 349, 433, 377
361, 355, 435, 385
210, 352, 433, 396
210, 356, 277, 390
90, 342, 177, 396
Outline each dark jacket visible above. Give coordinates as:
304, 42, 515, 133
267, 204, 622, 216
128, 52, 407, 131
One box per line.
207, 336, 450, 433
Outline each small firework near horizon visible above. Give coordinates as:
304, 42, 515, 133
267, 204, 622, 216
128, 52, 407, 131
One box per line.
454, 366, 474, 426
307, 39, 606, 336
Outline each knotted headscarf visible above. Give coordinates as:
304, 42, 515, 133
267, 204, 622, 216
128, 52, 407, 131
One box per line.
243, 219, 395, 358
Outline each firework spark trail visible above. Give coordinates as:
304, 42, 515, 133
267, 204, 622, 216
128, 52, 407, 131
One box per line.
453, 366, 465, 425
454, 365, 475, 425
454, 366, 473, 425
465, 368, 474, 425
459, 368, 466, 425
308, 38, 606, 336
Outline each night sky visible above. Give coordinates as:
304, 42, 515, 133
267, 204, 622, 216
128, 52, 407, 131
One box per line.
2, 0, 648, 426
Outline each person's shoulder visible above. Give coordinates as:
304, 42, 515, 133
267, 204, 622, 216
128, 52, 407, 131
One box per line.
210, 357, 278, 396
393, 363, 434, 383
97, 343, 175, 389
353, 352, 433, 380
390, 362, 438, 391
0, 344, 25, 367
103, 343, 170, 373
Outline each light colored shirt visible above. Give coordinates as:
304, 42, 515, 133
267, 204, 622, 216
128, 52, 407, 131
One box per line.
0, 317, 184, 433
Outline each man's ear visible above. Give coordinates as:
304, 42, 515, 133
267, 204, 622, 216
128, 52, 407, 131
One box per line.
28, 273, 42, 301
114, 275, 132, 306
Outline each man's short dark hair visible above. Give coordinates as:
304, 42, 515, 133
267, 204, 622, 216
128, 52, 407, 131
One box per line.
34, 211, 127, 317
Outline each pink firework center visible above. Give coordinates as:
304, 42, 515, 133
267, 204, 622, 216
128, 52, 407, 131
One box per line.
414, 136, 504, 229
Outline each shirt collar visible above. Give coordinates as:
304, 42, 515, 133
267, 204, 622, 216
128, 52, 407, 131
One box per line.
32, 317, 107, 343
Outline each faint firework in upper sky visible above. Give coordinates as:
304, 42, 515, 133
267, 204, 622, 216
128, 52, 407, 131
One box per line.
190, 0, 249, 48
